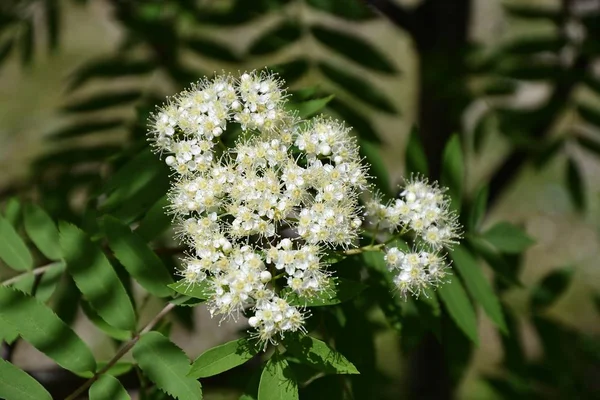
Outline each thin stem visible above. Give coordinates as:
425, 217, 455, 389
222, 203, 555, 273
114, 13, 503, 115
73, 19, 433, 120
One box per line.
64, 302, 176, 400
1, 264, 55, 286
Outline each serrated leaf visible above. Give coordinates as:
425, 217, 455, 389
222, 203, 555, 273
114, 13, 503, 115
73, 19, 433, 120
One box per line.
0, 215, 33, 271
258, 352, 298, 400
325, 98, 381, 143
189, 338, 258, 378
135, 195, 171, 242
62, 90, 141, 113
437, 277, 479, 344
270, 59, 310, 84
133, 331, 203, 400
318, 61, 396, 114
359, 139, 393, 200
59, 222, 136, 331
440, 135, 464, 211
0, 359, 52, 400
531, 267, 573, 311
23, 204, 61, 261
284, 278, 366, 307
3, 197, 21, 226
451, 246, 507, 333
168, 280, 211, 300
501, 35, 566, 55
405, 126, 428, 176
81, 300, 131, 341
311, 26, 395, 73
185, 37, 240, 62
35, 261, 65, 302
249, 22, 301, 55
468, 186, 488, 232
45, 0, 59, 51
102, 216, 174, 297
285, 335, 359, 374
481, 222, 535, 253
306, 0, 374, 21
287, 95, 334, 118
49, 119, 124, 141
67, 58, 154, 91
0, 286, 96, 373
566, 158, 585, 211
89, 374, 131, 400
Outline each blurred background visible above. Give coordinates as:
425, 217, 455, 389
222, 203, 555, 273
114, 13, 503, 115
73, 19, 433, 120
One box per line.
1, 0, 600, 399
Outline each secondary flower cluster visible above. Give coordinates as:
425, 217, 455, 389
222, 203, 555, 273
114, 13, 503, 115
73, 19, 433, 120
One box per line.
365, 178, 461, 297
149, 70, 367, 347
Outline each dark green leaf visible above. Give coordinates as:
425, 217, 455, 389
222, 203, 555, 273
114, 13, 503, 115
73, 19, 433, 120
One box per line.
503, 4, 561, 21
185, 37, 240, 62
311, 26, 396, 73
577, 102, 600, 127
531, 267, 573, 311
499, 59, 562, 81
135, 195, 171, 242
287, 95, 334, 118
468, 237, 523, 288
45, 0, 59, 51
23, 204, 61, 261
318, 61, 397, 113
285, 278, 366, 307
566, 158, 586, 211
0, 215, 33, 271
325, 98, 381, 143
3, 197, 21, 226
49, 119, 124, 141
62, 90, 141, 113
270, 59, 309, 85
35, 261, 66, 303
59, 222, 136, 331
89, 374, 131, 400
501, 35, 566, 55
481, 222, 535, 254
306, 0, 374, 21
532, 138, 564, 169
437, 277, 479, 344
34, 145, 121, 170
440, 135, 464, 211
405, 126, 428, 176
133, 331, 203, 400
359, 139, 393, 200
249, 22, 301, 55
0, 39, 14, 66
0, 286, 96, 373
102, 216, 174, 297
67, 58, 154, 91
0, 359, 52, 400
468, 186, 488, 232
258, 352, 298, 400
168, 280, 211, 300
189, 338, 258, 378
451, 246, 507, 333
20, 19, 33, 66
285, 335, 359, 374
81, 300, 131, 341
576, 135, 600, 156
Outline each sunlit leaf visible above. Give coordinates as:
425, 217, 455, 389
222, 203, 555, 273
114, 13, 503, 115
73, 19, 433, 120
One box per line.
287, 95, 334, 118
81, 300, 131, 341
285, 335, 359, 374
89, 374, 131, 400
189, 338, 258, 378
23, 204, 61, 261
0, 359, 52, 400
284, 278, 366, 307
168, 280, 211, 300
34, 261, 66, 303
481, 222, 535, 254
0, 215, 33, 271
258, 352, 298, 400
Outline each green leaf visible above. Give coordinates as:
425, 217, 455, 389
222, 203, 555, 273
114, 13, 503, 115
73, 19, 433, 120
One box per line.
35, 261, 66, 303
135, 195, 171, 242
45, 0, 59, 51
405, 126, 428, 176
287, 95, 334, 119
501, 35, 566, 55
318, 61, 397, 114
49, 119, 124, 141
75, 361, 133, 379
249, 22, 301, 55
306, 0, 374, 21
530, 267, 573, 311
0, 215, 33, 271
576, 135, 600, 156
0, 286, 97, 373
285, 278, 366, 307
271, 59, 310, 85
285, 335, 359, 374
566, 158, 585, 211
577, 102, 600, 127
189, 338, 258, 378
102, 216, 174, 297
89, 374, 131, 400
481, 222, 535, 254
311, 26, 396, 73
62, 90, 141, 113
450, 246, 507, 333
468, 237, 523, 288
59, 222, 136, 331
133, 331, 203, 400
0, 359, 52, 400
468, 186, 488, 232
325, 98, 381, 143
67, 58, 154, 91
437, 277, 479, 344
359, 139, 393, 200
3, 197, 21, 226
23, 204, 61, 261
168, 280, 211, 300
185, 37, 240, 62
498, 59, 562, 81
440, 135, 464, 211
20, 19, 33, 66
81, 300, 131, 341
258, 352, 299, 400
503, 4, 560, 21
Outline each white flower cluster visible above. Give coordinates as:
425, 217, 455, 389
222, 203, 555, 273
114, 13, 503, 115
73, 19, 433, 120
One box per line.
149, 70, 367, 347
365, 177, 461, 297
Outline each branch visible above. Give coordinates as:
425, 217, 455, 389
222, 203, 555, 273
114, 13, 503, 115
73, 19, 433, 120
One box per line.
1, 263, 56, 286
361, 0, 416, 35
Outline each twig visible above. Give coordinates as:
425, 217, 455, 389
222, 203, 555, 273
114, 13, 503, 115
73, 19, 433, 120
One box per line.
1, 263, 55, 286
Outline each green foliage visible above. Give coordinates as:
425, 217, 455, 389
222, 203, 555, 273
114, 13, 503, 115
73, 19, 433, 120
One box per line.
283, 278, 366, 307
0, 215, 33, 271
89, 375, 131, 400
23, 204, 61, 261
0, 359, 52, 400
188, 338, 258, 378
481, 222, 535, 254
258, 352, 299, 400
440, 135, 464, 211
437, 276, 479, 344
133, 331, 203, 400
285, 334, 359, 374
